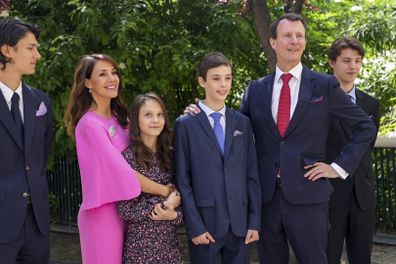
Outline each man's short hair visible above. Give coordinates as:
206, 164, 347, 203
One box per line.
0, 19, 40, 69
328, 37, 365, 61
198, 52, 233, 80
270, 13, 307, 39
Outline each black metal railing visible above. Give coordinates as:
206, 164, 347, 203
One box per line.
47, 137, 396, 234
47, 154, 81, 227
374, 137, 396, 233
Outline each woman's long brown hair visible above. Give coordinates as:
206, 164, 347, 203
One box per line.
65, 54, 128, 138
129, 93, 173, 172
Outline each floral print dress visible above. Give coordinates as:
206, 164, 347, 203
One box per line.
117, 146, 184, 264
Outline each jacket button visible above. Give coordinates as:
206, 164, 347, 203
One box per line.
26, 166, 30, 171
22, 192, 29, 198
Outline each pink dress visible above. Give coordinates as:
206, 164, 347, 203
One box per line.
75, 111, 141, 264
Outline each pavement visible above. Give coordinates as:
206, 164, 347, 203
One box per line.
50, 228, 396, 264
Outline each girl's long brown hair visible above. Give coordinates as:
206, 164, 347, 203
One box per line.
129, 93, 173, 172
65, 54, 128, 138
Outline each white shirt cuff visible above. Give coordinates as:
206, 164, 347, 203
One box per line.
331, 162, 349, 179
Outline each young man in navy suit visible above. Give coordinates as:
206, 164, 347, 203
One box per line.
0, 19, 53, 263
174, 52, 261, 264
240, 14, 376, 263
326, 37, 380, 264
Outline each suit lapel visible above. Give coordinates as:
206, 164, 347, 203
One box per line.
262, 74, 280, 139
284, 67, 314, 138
224, 107, 237, 160
196, 110, 224, 156
0, 89, 24, 150
22, 84, 39, 156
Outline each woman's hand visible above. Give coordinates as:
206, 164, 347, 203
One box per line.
149, 203, 177, 221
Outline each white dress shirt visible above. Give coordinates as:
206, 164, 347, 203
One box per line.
0, 81, 24, 123
198, 101, 226, 136
271, 64, 348, 179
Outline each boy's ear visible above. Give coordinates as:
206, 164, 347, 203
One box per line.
198, 76, 206, 88
0, 44, 11, 58
328, 59, 335, 70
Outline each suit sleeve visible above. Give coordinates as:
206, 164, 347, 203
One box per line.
174, 118, 207, 239
328, 80, 377, 174
75, 119, 141, 210
370, 98, 380, 150
44, 96, 53, 168
240, 81, 254, 118
245, 119, 262, 231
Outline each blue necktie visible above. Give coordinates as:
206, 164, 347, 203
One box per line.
210, 112, 224, 153
348, 95, 355, 104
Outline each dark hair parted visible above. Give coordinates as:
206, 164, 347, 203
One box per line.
328, 37, 365, 62
129, 92, 173, 172
0, 18, 40, 70
198, 52, 233, 81
270, 13, 307, 39
65, 54, 128, 138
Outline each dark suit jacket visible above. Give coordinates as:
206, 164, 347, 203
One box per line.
240, 67, 376, 205
174, 106, 261, 239
0, 83, 53, 243
326, 89, 380, 211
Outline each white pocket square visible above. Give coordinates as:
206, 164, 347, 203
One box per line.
36, 102, 47, 116
233, 130, 243, 136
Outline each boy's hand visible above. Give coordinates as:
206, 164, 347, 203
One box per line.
149, 203, 177, 221
191, 232, 215, 245
245, 229, 259, 244
183, 98, 201, 115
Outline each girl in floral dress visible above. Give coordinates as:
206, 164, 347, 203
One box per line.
117, 92, 184, 264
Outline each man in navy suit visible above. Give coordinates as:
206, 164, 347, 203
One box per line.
0, 19, 53, 263
240, 14, 376, 263
175, 52, 261, 263
326, 37, 380, 264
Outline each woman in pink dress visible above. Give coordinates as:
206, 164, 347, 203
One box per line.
65, 54, 179, 264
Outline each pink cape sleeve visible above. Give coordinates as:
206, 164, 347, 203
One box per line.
75, 117, 141, 210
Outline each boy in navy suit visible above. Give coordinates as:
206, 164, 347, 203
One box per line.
174, 52, 261, 264
0, 19, 53, 263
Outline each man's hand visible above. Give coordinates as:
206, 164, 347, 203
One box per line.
304, 162, 340, 181
191, 232, 215, 245
149, 203, 177, 221
183, 98, 201, 115
245, 229, 259, 244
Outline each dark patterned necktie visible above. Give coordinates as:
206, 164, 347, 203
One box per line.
11, 92, 24, 144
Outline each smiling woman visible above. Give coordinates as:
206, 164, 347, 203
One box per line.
64, 54, 181, 264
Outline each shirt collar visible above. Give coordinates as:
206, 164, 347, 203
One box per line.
198, 100, 226, 117
0, 81, 23, 104
347, 85, 357, 103
275, 62, 303, 83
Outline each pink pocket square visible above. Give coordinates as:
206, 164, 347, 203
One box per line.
36, 102, 47, 116
310, 96, 323, 103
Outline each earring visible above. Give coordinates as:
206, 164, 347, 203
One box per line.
88, 88, 92, 93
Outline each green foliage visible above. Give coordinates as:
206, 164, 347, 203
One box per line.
7, 0, 396, 158
10, 0, 263, 156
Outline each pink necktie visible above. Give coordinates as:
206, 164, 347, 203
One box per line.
277, 73, 293, 138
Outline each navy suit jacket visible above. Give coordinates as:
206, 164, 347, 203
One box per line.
326, 89, 380, 211
240, 67, 376, 205
0, 83, 53, 243
174, 106, 261, 239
